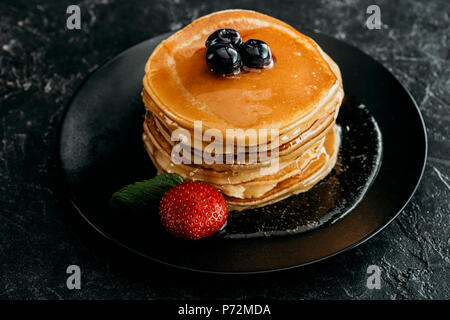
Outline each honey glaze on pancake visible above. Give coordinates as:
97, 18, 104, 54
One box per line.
145, 9, 338, 132
217, 96, 383, 238
172, 28, 334, 129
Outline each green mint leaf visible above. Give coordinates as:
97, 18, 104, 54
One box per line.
109, 173, 183, 213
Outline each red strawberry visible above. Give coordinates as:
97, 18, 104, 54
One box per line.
159, 181, 228, 239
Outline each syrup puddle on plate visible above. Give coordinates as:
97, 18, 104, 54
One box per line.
217, 94, 383, 239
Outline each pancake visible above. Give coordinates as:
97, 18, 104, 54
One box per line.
143, 9, 343, 146
141, 9, 344, 211
143, 123, 340, 208
143, 110, 336, 175
225, 125, 340, 210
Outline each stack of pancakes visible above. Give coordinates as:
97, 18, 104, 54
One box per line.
142, 10, 344, 211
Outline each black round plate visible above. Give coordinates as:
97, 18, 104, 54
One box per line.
59, 30, 427, 273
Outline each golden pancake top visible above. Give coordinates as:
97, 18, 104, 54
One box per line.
143, 9, 340, 133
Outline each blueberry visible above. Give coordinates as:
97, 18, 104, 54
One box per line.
240, 39, 272, 68
205, 29, 243, 48
206, 43, 243, 75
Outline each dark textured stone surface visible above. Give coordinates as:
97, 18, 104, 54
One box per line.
0, 0, 448, 299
